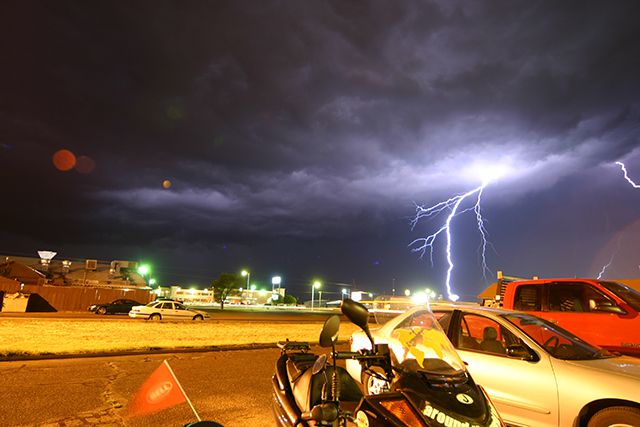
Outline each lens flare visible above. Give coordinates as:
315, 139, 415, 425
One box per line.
75, 155, 96, 174
52, 149, 76, 171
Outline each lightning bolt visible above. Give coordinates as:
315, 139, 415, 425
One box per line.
597, 237, 622, 279
597, 253, 615, 279
410, 181, 492, 301
616, 161, 640, 188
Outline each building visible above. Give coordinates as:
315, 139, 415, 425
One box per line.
154, 285, 286, 305
0, 253, 152, 312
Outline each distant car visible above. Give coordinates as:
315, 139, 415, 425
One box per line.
88, 299, 143, 315
347, 304, 640, 427
128, 300, 209, 321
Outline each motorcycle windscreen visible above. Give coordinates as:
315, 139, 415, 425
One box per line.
387, 311, 466, 375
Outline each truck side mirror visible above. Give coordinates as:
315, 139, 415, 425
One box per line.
591, 301, 626, 315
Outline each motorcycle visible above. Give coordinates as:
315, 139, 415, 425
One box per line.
272, 298, 505, 426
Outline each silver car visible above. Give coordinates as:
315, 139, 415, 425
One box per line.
347, 304, 640, 427
128, 300, 208, 321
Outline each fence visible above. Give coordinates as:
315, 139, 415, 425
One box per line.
0, 281, 152, 312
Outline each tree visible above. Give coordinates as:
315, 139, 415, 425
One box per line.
282, 294, 297, 305
210, 273, 241, 309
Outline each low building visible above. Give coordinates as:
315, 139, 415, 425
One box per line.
154, 285, 286, 305
0, 254, 152, 312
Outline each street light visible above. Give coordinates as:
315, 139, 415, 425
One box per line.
137, 264, 151, 286
271, 276, 282, 303
241, 270, 250, 288
311, 281, 321, 310
341, 288, 348, 300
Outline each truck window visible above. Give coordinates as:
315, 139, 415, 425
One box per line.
514, 285, 541, 311
547, 283, 616, 313
600, 281, 640, 311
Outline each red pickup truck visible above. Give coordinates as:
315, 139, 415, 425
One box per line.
481, 277, 640, 356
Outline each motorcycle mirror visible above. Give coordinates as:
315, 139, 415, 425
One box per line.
341, 298, 370, 330
311, 354, 327, 375
319, 315, 340, 348
341, 299, 375, 349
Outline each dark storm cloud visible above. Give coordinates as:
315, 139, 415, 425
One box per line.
2, 1, 640, 290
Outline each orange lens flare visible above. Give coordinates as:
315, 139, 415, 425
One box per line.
52, 149, 77, 171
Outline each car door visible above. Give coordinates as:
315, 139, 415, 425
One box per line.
158, 302, 175, 319
174, 303, 192, 320
111, 299, 126, 313
451, 311, 559, 427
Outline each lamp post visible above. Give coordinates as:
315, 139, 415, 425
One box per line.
341, 288, 348, 300
311, 281, 321, 310
241, 270, 250, 288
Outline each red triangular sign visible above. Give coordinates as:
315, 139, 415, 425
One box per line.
128, 360, 187, 418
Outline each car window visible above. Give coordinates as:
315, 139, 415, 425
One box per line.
395, 310, 430, 329
432, 310, 452, 333
175, 304, 186, 310
514, 285, 541, 311
547, 283, 617, 313
112, 299, 123, 304
503, 313, 610, 360
159, 302, 173, 310
457, 313, 519, 356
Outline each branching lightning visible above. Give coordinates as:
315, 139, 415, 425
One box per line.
410, 180, 493, 301
616, 161, 640, 188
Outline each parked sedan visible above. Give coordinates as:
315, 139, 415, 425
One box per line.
88, 299, 143, 315
128, 300, 208, 321
347, 304, 640, 427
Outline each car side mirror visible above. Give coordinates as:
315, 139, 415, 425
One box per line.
506, 344, 538, 361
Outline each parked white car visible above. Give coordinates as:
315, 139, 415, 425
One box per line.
129, 300, 209, 321
347, 304, 640, 427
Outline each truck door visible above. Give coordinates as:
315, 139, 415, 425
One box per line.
543, 282, 632, 352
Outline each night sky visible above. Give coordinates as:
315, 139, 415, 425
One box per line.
2, 1, 640, 301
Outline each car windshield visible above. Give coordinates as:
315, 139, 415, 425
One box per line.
145, 302, 158, 307
389, 310, 466, 377
502, 312, 613, 360
599, 281, 640, 311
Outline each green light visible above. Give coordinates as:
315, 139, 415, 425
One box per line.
149, 278, 156, 286
137, 265, 150, 276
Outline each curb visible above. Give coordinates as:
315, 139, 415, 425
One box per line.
0, 340, 350, 362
